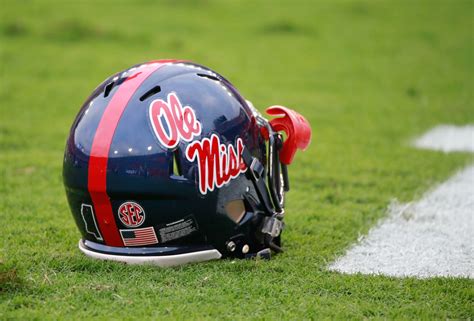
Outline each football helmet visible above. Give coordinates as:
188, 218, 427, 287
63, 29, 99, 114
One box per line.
63, 60, 311, 266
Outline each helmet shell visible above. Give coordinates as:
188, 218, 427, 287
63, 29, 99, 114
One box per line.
63, 61, 267, 257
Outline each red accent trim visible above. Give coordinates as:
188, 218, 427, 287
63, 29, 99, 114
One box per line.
88, 62, 167, 246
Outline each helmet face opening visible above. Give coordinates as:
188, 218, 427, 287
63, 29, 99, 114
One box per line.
63, 60, 311, 267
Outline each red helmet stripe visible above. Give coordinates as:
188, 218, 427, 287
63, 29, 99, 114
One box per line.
88, 62, 169, 246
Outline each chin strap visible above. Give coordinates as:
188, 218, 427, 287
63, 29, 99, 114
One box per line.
242, 142, 285, 254
242, 147, 277, 215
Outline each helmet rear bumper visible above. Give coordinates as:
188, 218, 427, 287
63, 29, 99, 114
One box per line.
78, 239, 221, 267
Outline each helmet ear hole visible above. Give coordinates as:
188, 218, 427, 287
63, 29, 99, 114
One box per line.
225, 199, 246, 223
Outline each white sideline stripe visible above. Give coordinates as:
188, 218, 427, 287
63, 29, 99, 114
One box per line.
413, 125, 474, 153
330, 166, 474, 278
329, 125, 474, 278
79, 240, 222, 267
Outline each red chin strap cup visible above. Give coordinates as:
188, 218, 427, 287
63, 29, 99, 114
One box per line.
265, 106, 312, 165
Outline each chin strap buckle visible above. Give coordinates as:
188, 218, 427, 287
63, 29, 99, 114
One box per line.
261, 216, 284, 238
261, 215, 284, 253
249, 157, 265, 181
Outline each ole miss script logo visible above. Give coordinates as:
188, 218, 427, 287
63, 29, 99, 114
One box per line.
149, 93, 201, 149
148, 92, 247, 194
186, 134, 246, 194
118, 202, 146, 227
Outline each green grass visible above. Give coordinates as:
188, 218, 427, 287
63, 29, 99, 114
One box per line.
1, 0, 473, 319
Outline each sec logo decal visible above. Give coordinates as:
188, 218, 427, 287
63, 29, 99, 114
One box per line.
118, 202, 145, 228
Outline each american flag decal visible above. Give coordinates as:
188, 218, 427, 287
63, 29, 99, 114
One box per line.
119, 227, 158, 246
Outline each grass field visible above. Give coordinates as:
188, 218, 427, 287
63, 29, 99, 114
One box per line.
1, 0, 473, 319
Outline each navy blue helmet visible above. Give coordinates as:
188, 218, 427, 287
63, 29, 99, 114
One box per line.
63, 60, 311, 266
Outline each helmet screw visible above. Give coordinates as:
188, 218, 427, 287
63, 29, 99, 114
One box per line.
242, 244, 250, 254
227, 241, 236, 252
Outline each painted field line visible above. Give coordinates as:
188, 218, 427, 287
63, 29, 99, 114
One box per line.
413, 125, 474, 153
329, 125, 474, 278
